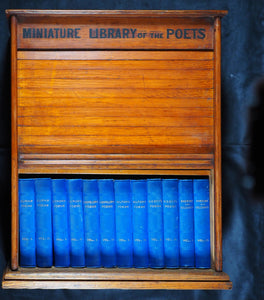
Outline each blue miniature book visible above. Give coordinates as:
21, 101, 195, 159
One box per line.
51, 179, 70, 267
131, 179, 148, 268
67, 179, 85, 267
19, 179, 36, 267
83, 179, 101, 267
98, 179, 116, 267
147, 178, 164, 268
178, 179, 195, 268
162, 179, 179, 268
114, 180, 133, 268
34, 178, 53, 267
193, 178, 211, 268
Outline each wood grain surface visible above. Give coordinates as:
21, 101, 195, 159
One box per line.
6, 9, 230, 290
17, 50, 214, 157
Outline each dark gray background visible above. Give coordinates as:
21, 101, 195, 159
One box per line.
0, 1, 264, 299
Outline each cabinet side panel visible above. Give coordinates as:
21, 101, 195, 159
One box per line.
11, 15, 19, 270
214, 17, 222, 272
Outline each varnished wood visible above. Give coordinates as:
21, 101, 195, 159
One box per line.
17, 22, 213, 50
6, 10, 229, 290
214, 17, 223, 272
7, 10, 219, 50
18, 169, 212, 176
10, 15, 18, 271
19, 153, 214, 160
18, 78, 213, 89
18, 88, 214, 99
2, 267, 232, 289
18, 59, 214, 70
18, 153, 213, 172
209, 170, 215, 268
2, 280, 232, 290
17, 50, 214, 60
6, 10, 228, 18
18, 97, 213, 108
4, 267, 230, 281
17, 51, 214, 157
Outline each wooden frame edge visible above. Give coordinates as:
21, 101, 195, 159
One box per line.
6, 9, 228, 19
213, 17, 222, 272
2, 280, 232, 290
11, 15, 19, 271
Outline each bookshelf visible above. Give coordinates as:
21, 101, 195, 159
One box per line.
2, 10, 231, 290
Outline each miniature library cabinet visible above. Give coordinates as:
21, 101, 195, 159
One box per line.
2, 10, 231, 290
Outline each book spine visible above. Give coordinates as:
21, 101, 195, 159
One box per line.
83, 179, 101, 267
147, 178, 164, 268
131, 179, 148, 268
19, 179, 36, 267
34, 178, 53, 267
162, 179, 179, 268
114, 180, 133, 268
178, 179, 195, 268
51, 179, 70, 267
98, 179, 116, 267
67, 179, 85, 267
193, 178, 211, 268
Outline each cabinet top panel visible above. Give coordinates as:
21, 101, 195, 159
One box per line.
6, 10, 228, 19
6, 10, 227, 50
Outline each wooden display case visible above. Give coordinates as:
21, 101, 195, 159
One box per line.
2, 10, 231, 290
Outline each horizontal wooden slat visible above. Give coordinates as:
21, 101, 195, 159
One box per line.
18, 116, 213, 127
18, 153, 214, 171
18, 126, 213, 136
2, 280, 232, 290
18, 154, 214, 171
17, 60, 213, 70
19, 153, 213, 160
18, 78, 213, 89
18, 97, 213, 108
18, 88, 214, 98
19, 135, 213, 146
18, 163, 214, 172
18, 106, 213, 118
19, 159, 213, 168
2, 266, 231, 289
18, 145, 213, 154
18, 68, 213, 80
18, 168, 212, 176
4, 267, 229, 281
17, 50, 214, 60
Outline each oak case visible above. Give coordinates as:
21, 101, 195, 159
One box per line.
3, 10, 231, 290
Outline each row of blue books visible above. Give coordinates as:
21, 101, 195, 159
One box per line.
19, 178, 210, 269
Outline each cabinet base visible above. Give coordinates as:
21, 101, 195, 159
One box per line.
2, 266, 232, 290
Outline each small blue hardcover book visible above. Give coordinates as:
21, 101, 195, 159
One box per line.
83, 179, 101, 267
131, 180, 148, 268
35, 178, 53, 267
19, 179, 36, 267
98, 179, 116, 267
51, 179, 70, 267
193, 179, 211, 268
162, 179, 179, 268
114, 180, 133, 268
67, 179, 85, 267
147, 178, 164, 268
178, 179, 195, 268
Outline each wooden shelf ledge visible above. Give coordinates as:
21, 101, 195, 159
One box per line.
3, 267, 232, 290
